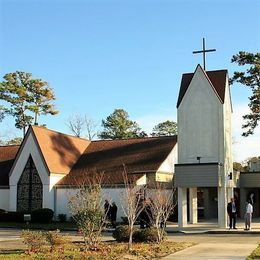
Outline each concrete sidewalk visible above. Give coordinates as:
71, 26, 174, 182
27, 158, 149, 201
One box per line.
160, 218, 260, 259
164, 218, 260, 234
163, 243, 257, 260
164, 233, 260, 260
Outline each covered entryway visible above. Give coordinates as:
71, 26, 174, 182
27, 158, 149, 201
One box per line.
17, 156, 43, 212
239, 172, 260, 218
175, 163, 233, 228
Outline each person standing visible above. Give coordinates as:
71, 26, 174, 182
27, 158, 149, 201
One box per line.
110, 202, 118, 228
245, 200, 253, 231
227, 198, 237, 229
104, 199, 111, 220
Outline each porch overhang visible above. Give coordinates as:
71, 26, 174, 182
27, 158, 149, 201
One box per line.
174, 162, 221, 187
239, 172, 260, 188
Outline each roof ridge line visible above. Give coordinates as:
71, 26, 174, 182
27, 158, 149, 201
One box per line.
32, 125, 90, 142
90, 135, 177, 142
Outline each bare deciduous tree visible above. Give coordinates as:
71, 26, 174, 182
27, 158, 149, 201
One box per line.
66, 114, 98, 140
67, 114, 85, 137
85, 116, 98, 140
120, 167, 146, 251
146, 182, 176, 243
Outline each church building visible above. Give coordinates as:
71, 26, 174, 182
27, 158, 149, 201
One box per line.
0, 65, 259, 227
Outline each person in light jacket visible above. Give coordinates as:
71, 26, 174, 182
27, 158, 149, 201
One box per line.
245, 200, 253, 231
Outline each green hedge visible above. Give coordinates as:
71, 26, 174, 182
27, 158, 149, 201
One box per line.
112, 225, 137, 242
31, 208, 54, 223
0, 211, 24, 222
113, 226, 167, 243
134, 227, 167, 242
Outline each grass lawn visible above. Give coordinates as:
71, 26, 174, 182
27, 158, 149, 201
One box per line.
0, 241, 195, 259
0, 221, 77, 230
248, 244, 260, 260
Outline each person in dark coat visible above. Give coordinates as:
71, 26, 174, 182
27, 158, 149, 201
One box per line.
227, 197, 237, 229
104, 199, 111, 220
139, 199, 148, 229
110, 202, 118, 228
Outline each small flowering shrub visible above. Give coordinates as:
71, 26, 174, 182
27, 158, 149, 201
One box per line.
21, 230, 46, 253
68, 183, 106, 250
44, 229, 69, 252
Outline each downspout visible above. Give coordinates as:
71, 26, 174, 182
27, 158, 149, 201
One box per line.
53, 186, 57, 220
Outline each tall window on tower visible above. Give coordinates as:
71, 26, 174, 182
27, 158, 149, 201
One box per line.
17, 155, 43, 212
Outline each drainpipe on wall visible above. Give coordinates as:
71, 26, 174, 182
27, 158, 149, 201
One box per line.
53, 186, 57, 220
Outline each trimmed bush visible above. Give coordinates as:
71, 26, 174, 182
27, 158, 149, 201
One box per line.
58, 214, 67, 223
113, 226, 167, 243
112, 225, 137, 242
134, 227, 167, 243
0, 211, 24, 222
0, 209, 6, 214
31, 208, 54, 223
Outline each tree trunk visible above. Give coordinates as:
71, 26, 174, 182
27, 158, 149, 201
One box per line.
23, 126, 26, 137
34, 112, 38, 125
128, 226, 133, 251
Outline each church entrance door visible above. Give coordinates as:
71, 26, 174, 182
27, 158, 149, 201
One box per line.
17, 156, 43, 212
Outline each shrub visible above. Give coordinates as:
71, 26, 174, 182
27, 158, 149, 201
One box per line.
58, 214, 67, 223
0, 209, 6, 214
112, 225, 137, 242
31, 208, 54, 223
44, 229, 69, 252
121, 217, 128, 224
134, 227, 167, 243
0, 211, 24, 222
21, 230, 46, 253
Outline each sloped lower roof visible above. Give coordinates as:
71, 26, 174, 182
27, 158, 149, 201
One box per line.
0, 128, 177, 186
177, 66, 227, 108
0, 145, 19, 186
57, 136, 177, 186
31, 126, 91, 174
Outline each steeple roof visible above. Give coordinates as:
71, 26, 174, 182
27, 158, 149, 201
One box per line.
177, 65, 228, 108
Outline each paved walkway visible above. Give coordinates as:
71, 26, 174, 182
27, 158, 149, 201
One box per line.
164, 233, 260, 259
161, 218, 260, 259
164, 218, 260, 234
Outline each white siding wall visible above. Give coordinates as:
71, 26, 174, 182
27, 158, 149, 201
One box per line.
223, 78, 233, 187
55, 187, 127, 222
0, 189, 9, 210
157, 145, 177, 174
178, 66, 223, 164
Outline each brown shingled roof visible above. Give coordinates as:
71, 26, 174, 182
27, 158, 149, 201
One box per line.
177, 65, 227, 108
31, 126, 91, 174
0, 145, 19, 186
57, 136, 177, 186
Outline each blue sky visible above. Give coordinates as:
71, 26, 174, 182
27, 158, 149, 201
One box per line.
0, 0, 259, 162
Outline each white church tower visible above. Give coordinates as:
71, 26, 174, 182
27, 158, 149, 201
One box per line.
175, 64, 234, 228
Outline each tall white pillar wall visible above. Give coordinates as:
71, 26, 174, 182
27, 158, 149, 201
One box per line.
178, 187, 187, 227
189, 188, 198, 224
218, 187, 227, 228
